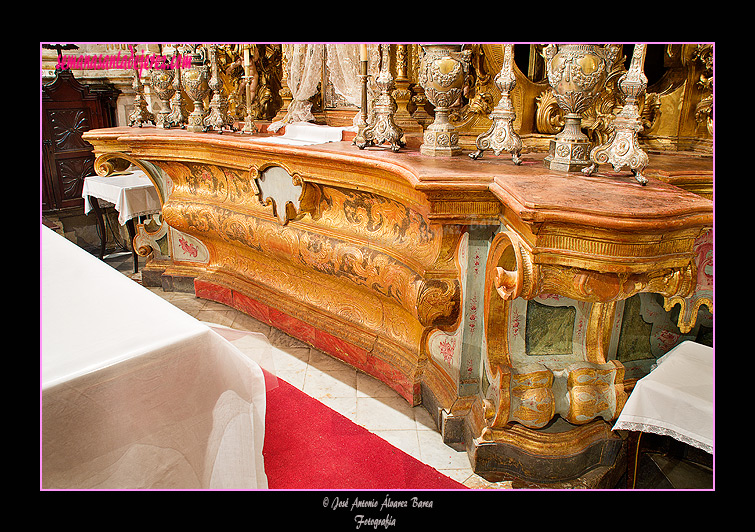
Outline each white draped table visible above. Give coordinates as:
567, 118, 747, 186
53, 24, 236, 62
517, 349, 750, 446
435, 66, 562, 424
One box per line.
613, 341, 714, 454
82, 169, 162, 273
41, 226, 269, 489
82, 169, 162, 226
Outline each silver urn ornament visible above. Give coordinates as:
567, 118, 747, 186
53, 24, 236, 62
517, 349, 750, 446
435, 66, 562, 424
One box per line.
150, 65, 176, 128
543, 44, 618, 172
419, 44, 471, 156
182, 46, 210, 133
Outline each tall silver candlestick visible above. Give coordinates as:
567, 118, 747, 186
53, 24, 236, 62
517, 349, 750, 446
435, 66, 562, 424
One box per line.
469, 44, 522, 164
582, 44, 650, 185
127, 45, 155, 127
204, 44, 236, 133
182, 45, 210, 133
359, 43, 404, 152
166, 46, 188, 128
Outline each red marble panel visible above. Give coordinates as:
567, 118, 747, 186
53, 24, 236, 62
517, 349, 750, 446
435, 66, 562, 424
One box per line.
312, 328, 370, 371
268, 306, 316, 345
194, 277, 418, 402
194, 278, 233, 306
232, 290, 272, 325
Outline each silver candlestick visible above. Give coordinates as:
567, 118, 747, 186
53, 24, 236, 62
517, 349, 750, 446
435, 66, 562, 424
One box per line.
582, 44, 650, 185
204, 44, 236, 133
166, 47, 188, 129
359, 43, 404, 152
418, 44, 471, 156
150, 57, 175, 128
469, 44, 522, 164
127, 45, 154, 127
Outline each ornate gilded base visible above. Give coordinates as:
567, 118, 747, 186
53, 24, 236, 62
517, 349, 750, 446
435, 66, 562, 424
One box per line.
420, 382, 625, 486
471, 419, 623, 484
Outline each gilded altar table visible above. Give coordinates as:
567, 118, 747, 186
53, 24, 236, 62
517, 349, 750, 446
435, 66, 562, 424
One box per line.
82, 126, 713, 485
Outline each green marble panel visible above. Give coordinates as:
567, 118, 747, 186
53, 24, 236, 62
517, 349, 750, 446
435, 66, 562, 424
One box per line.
615, 294, 654, 362
525, 300, 576, 356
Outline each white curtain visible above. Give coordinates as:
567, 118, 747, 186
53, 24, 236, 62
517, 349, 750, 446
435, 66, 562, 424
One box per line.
325, 44, 361, 107
269, 43, 380, 132
269, 44, 325, 132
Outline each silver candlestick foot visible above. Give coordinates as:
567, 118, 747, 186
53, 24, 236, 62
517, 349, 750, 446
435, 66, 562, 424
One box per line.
470, 44, 522, 164
582, 44, 650, 185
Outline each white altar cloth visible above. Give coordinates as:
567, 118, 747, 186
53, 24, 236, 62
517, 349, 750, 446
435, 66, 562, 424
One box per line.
41, 226, 268, 489
613, 341, 714, 454
82, 169, 161, 225
253, 121, 351, 146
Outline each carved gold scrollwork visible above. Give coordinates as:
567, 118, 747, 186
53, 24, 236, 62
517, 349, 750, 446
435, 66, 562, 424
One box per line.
553, 361, 627, 425
663, 228, 713, 333
535, 89, 564, 135
488, 230, 538, 302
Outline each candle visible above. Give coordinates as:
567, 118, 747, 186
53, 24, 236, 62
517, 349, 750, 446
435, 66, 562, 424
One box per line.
360, 44, 368, 62
244, 44, 250, 67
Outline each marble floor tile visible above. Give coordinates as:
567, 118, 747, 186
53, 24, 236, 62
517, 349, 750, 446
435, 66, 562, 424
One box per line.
417, 429, 473, 471
356, 372, 402, 399
276, 370, 306, 390
413, 405, 439, 432
270, 346, 311, 373
231, 312, 272, 336
371, 429, 421, 457
197, 309, 237, 327
318, 396, 358, 422
355, 396, 418, 432
309, 348, 352, 371
302, 366, 358, 400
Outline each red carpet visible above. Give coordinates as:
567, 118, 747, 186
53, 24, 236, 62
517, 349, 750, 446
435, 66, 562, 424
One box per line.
262, 371, 468, 490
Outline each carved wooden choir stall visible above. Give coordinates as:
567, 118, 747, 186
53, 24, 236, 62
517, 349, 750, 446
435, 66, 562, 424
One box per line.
77, 43, 713, 486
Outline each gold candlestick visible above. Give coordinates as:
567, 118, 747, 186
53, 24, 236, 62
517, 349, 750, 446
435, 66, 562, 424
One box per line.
353, 44, 370, 148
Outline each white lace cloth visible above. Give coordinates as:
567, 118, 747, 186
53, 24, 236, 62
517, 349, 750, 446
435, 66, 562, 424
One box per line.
613, 341, 713, 454
41, 226, 269, 489
269, 43, 378, 132
82, 169, 161, 226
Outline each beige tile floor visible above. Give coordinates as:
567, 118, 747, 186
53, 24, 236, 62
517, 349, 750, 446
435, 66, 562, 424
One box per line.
144, 284, 513, 489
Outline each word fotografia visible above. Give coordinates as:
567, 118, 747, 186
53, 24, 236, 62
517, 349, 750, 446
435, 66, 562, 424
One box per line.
325, 494, 433, 529
55, 47, 191, 76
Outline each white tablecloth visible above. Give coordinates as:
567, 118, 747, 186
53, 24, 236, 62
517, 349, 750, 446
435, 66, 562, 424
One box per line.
82, 170, 162, 225
41, 226, 269, 489
613, 341, 714, 454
